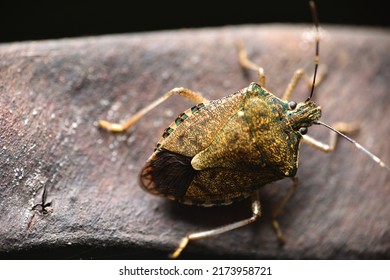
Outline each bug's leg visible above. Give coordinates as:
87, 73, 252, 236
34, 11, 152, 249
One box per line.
282, 66, 327, 101
170, 191, 262, 259
99, 87, 208, 133
282, 69, 305, 101
302, 122, 359, 152
236, 41, 266, 87
271, 177, 298, 244
270, 120, 364, 243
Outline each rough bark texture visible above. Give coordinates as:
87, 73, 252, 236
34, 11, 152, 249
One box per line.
0, 25, 389, 259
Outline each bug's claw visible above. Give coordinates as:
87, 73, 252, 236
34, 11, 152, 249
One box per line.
272, 219, 285, 246
169, 237, 189, 259
98, 120, 126, 133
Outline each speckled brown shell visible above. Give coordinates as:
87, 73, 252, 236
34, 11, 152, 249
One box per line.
140, 83, 302, 206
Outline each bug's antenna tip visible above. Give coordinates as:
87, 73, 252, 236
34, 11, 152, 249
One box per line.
315, 121, 390, 173
307, 0, 320, 101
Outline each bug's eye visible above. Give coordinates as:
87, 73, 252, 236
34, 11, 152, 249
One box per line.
299, 127, 308, 135
289, 101, 297, 110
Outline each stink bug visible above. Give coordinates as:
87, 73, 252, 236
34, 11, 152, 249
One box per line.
98, 1, 390, 258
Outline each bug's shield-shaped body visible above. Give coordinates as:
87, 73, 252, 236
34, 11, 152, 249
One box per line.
140, 82, 321, 206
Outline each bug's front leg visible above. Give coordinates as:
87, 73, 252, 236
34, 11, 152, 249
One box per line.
236, 41, 327, 102
282, 66, 327, 101
99, 87, 208, 133
169, 191, 262, 259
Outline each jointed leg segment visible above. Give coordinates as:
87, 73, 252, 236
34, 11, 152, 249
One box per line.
98, 39, 363, 258
237, 41, 327, 102
170, 191, 262, 259
282, 69, 305, 101
99, 87, 208, 132
236, 41, 266, 87
271, 177, 298, 244
237, 42, 359, 246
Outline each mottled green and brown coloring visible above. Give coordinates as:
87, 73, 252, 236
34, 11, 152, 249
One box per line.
140, 82, 321, 206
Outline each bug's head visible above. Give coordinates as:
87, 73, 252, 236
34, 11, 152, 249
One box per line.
286, 100, 321, 134
282, 1, 321, 136
287, 1, 390, 173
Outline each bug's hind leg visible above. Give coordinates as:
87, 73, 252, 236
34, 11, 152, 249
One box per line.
170, 191, 262, 259
271, 177, 298, 245
99, 87, 208, 133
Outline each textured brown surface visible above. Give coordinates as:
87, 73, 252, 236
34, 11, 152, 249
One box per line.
0, 25, 389, 259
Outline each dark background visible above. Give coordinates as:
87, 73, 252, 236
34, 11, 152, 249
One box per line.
1, 0, 388, 43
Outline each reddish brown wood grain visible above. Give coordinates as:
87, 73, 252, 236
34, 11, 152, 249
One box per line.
0, 25, 389, 259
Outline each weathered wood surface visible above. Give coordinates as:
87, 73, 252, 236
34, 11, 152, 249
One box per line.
0, 25, 389, 259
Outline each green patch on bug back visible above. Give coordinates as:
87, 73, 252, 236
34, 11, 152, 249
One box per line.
190, 102, 205, 114
246, 82, 264, 95
174, 112, 189, 126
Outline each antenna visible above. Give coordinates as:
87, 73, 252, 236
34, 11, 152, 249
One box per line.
306, 1, 389, 173
315, 121, 390, 172
307, 0, 320, 101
